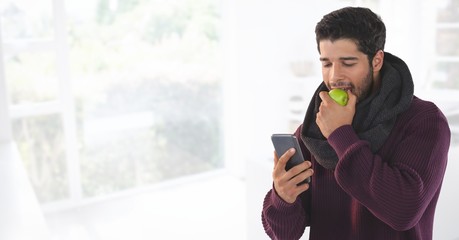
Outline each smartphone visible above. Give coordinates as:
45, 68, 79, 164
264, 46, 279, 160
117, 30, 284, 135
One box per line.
271, 134, 311, 184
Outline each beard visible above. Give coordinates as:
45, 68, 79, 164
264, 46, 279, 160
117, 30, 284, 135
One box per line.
355, 66, 374, 102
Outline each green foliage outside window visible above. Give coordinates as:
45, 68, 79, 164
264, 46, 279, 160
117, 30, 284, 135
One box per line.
4, 0, 223, 203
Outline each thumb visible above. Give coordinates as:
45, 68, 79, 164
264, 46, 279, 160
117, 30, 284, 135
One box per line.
273, 151, 279, 166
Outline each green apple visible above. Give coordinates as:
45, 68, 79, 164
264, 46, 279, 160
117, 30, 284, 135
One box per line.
329, 89, 348, 106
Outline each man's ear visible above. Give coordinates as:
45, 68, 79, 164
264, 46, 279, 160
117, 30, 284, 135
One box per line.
372, 50, 384, 71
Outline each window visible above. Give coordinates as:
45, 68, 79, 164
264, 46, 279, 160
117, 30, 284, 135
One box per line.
434, 0, 459, 90
0, 0, 223, 205
431, 0, 459, 141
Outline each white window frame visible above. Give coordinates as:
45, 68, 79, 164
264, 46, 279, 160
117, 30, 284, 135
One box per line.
0, 26, 11, 143
0, 0, 82, 207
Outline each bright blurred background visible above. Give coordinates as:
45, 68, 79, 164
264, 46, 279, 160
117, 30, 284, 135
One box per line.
0, 0, 458, 239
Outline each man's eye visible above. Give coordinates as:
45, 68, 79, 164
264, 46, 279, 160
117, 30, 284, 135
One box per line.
322, 63, 332, 68
343, 62, 356, 67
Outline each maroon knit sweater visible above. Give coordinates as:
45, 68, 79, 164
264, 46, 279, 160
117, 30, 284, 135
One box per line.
262, 96, 450, 240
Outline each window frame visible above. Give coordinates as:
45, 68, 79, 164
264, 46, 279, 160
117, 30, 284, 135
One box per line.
0, 0, 82, 207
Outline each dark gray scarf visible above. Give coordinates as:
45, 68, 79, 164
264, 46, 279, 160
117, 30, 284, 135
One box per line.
301, 52, 414, 170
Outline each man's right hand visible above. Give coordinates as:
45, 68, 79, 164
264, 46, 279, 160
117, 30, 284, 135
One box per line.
272, 148, 313, 204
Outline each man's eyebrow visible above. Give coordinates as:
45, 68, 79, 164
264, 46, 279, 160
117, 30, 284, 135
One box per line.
340, 56, 359, 61
319, 56, 359, 61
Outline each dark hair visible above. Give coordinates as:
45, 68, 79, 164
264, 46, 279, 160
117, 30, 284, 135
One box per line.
315, 7, 386, 62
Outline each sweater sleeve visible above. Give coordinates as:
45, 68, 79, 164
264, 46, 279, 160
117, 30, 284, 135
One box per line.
329, 104, 450, 231
261, 125, 311, 239
262, 189, 308, 240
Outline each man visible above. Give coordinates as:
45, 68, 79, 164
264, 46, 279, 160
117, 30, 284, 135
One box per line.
261, 7, 450, 240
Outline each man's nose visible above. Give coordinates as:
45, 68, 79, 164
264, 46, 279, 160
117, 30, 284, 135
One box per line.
330, 64, 343, 82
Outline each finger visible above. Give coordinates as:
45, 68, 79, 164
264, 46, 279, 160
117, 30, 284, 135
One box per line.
318, 91, 330, 102
273, 148, 289, 175
286, 176, 311, 200
286, 160, 311, 178
280, 148, 295, 165
293, 168, 314, 185
347, 90, 358, 106
273, 148, 294, 175
295, 181, 311, 194
273, 151, 279, 167
272, 151, 282, 177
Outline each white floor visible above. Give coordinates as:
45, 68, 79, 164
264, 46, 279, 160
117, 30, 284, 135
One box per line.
44, 171, 247, 240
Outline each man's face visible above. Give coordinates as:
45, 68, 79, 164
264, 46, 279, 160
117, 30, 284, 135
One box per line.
319, 39, 374, 102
